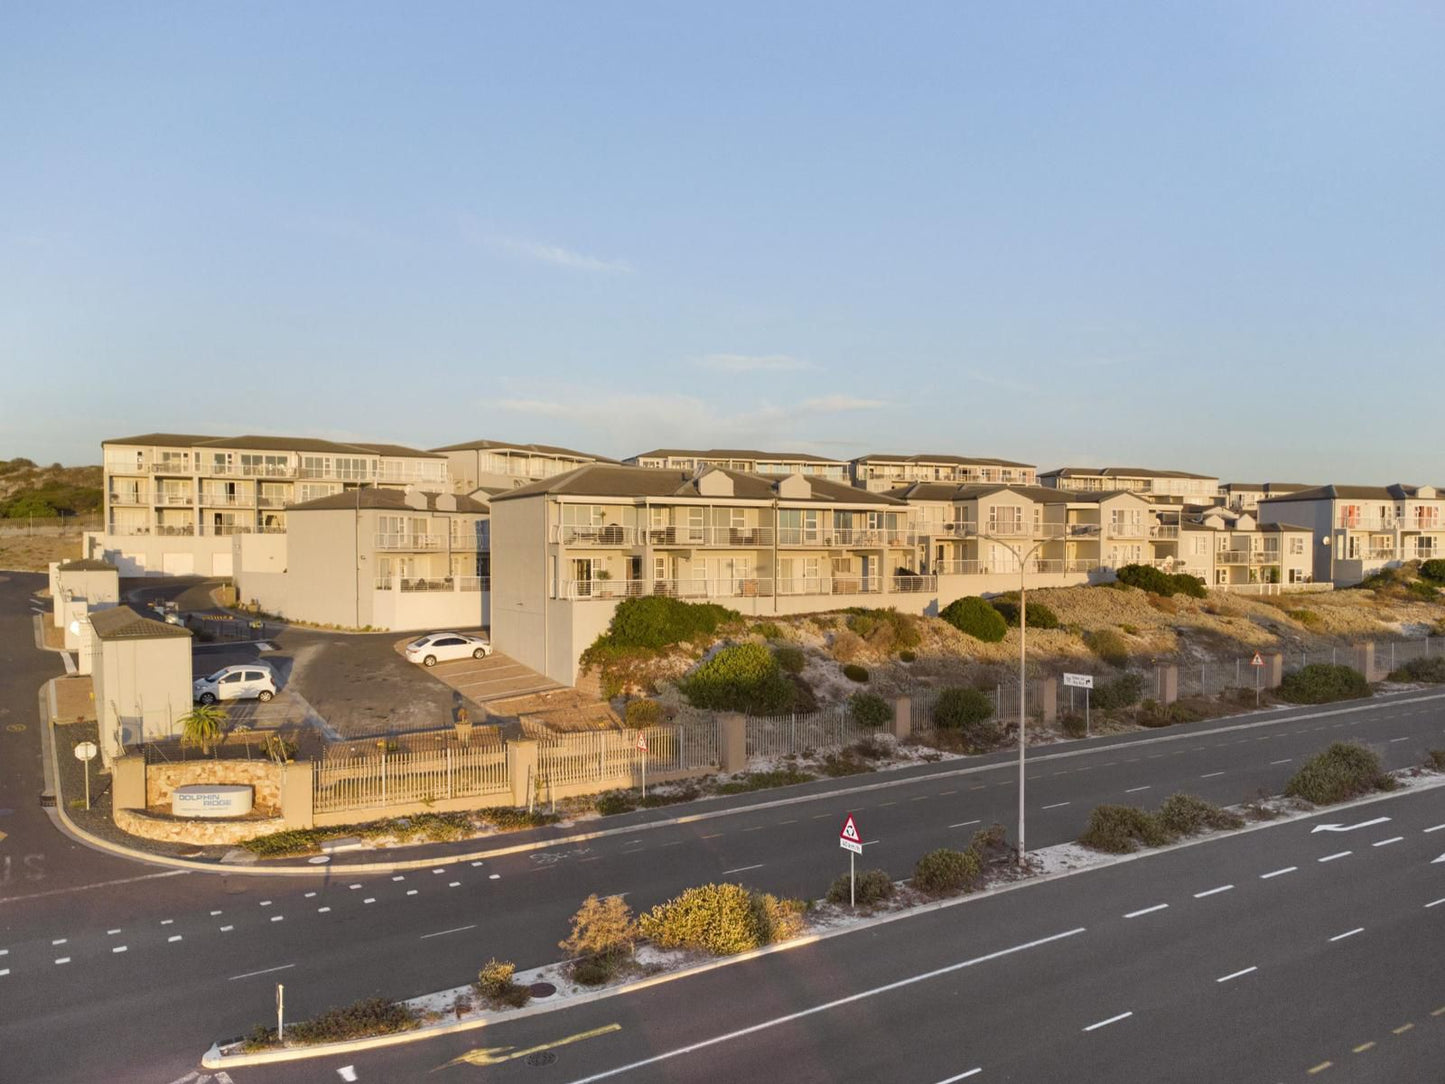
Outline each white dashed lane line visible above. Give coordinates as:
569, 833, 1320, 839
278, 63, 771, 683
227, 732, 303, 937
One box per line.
1124, 904, 1168, 919
1426, 824, 1445, 833
1042, 802, 1070, 810
1318, 851, 1351, 863
1329, 928, 1364, 942
112, 946, 127, 954
419, 925, 476, 940
1372, 837, 1404, 847
1200, 771, 1225, 779
1125, 786, 1151, 794
168, 935, 182, 943
1270, 759, 1292, 765
1193, 885, 1233, 898
1216, 966, 1257, 983
1083, 1011, 1133, 1032
949, 820, 981, 829
721, 864, 764, 875
1260, 867, 1297, 879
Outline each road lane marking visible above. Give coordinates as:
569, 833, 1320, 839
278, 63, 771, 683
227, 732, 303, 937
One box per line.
54, 957, 70, 965
161, 919, 174, 925
1424, 824, 1445, 833
1425, 898, 1445, 908
420, 924, 477, 940
168, 935, 182, 943
338, 1068, 358, 1082
949, 820, 982, 829
1216, 966, 1257, 983
880, 801, 897, 807
1329, 928, 1364, 942
862, 839, 880, 846
933, 1071, 982, 1083
1318, 851, 1352, 863
811, 814, 831, 820
1125, 786, 1151, 794
1083, 1011, 1133, 1032
0, 969, 7, 976
229, 963, 294, 981
1389, 737, 1410, 743
911, 796, 929, 802
1353, 1042, 1375, 1053
107, 929, 121, 935
364, 898, 376, 904
259, 900, 271, 906
1260, 867, 1297, 879
1200, 771, 1225, 778
220, 925, 234, 932
305, 891, 317, 898
270, 915, 284, 922
1042, 802, 1070, 810
449, 881, 461, 886
722, 865, 764, 875
701, 833, 724, 839
444, 1023, 624, 1069
392, 876, 405, 881
1194, 885, 1233, 898
1308, 1062, 1332, 1074
210, 910, 222, 915
779, 819, 799, 824
407, 890, 418, 896
1392, 1023, 1414, 1034
1372, 837, 1404, 847
741, 826, 766, 833
938, 790, 957, 796
1124, 904, 1168, 918
1432, 1006, 1445, 1016
1270, 759, 1292, 765
318, 906, 332, 913
351, 882, 363, 887
51, 939, 66, 945
559, 928, 1086, 1084
112, 946, 127, 953
433, 868, 447, 874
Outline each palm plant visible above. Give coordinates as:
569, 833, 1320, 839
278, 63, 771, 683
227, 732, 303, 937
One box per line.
179, 703, 228, 755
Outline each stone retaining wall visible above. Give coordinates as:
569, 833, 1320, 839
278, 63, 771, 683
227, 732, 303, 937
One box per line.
147, 758, 284, 814
114, 807, 286, 845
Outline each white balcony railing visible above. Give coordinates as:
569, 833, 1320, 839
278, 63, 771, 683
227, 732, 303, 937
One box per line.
108, 490, 150, 505
199, 493, 253, 507
199, 524, 252, 536
257, 495, 289, 508
777, 575, 881, 596
374, 533, 444, 551
557, 575, 887, 601
152, 458, 192, 474
1149, 525, 1179, 539
1402, 518, 1443, 532
156, 492, 194, 505
1337, 516, 1398, 530
643, 525, 776, 547
891, 574, 937, 593
1107, 523, 1148, 538
553, 524, 640, 546
776, 528, 909, 547
1365, 548, 1397, 560
154, 524, 196, 536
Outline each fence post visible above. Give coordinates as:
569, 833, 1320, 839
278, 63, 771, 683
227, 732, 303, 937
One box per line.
1160, 665, 1178, 705
1358, 642, 1376, 681
1266, 653, 1284, 690
1235, 658, 1241, 687
446, 746, 453, 799
506, 739, 540, 807
1037, 679, 1057, 725
281, 762, 315, 829
717, 713, 746, 773
892, 697, 911, 741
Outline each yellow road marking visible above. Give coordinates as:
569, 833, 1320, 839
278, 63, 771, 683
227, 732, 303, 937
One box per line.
1431, 1006, 1445, 1017
1352, 1042, 1375, 1053
439, 1023, 622, 1069
1392, 1023, 1414, 1035
1307, 1062, 1333, 1075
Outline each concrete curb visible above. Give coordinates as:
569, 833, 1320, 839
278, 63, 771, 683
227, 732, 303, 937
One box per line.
37, 679, 1445, 878
201, 770, 1445, 1069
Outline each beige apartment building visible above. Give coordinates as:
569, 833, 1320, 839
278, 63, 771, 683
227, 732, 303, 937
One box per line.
233, 487, 489, 631
1039, 465, 1221, 506
852, 454, 1038, 493
1258, 484, 1445, 586
489, 464, 915, 682
432, 438, 605, 493
95, 433, 449, 576
1170, 509, 1315, 589
1219, 482, 1310, 513
625, 448, 852, 482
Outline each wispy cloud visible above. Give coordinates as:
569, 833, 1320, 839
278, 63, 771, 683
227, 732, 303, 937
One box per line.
962, 370, 1037, 395
800, 394, 885, 413
697, 353, 815, 373
492, 236, 634, 274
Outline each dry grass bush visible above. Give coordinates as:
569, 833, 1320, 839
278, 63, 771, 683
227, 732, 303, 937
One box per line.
1284, 743, 1396, 805
637, 883, 805, 956
829, 630, 867, 663
912, 848, 982, 895
827, 868, 894, 906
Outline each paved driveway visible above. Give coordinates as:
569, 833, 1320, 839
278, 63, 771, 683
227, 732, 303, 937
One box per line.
394, 642, 559, 708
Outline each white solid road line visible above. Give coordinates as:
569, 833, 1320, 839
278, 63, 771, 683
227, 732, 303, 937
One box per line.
949, 820, 982, 829
229, 963, 295, 981
1200, 771, 1225, 779
1217, 966, 1258, 983
1260, 867, 1297, 879
1425, 898, 1445, 909
1329, 928, 1364, 942
721, 864, 764, 875
1372, 837, 1404, 847
1042, 802, 1070, 810
933, 1070, 982, 1083
1124, 904, 1169, 918
1318, 851, 1351, 863
1193, 885, 1233, 898
1124, 786, 1151, 794
1424, 824, 1445, 833
419, 924, 477, 940
561, 928, 1087, 1084
1083, 1011, 1133, 1032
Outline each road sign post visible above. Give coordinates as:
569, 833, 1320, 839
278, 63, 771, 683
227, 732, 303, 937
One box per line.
1251, 652, 1264, 706
73, 741, 98, 810
277, 982, 284, 1044
839, 814, 864, 907
636, 732, 648, 799
1063, 674, 1094, 737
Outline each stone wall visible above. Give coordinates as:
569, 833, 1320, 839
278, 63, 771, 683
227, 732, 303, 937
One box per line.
114, 807, 286, 845
146, 759, 285, 814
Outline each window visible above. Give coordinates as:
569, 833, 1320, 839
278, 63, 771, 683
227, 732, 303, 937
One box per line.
1192, 536, 1209, 555
1290, 537, 1305, 555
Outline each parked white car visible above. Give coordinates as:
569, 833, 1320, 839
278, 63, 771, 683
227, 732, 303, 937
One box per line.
193, 664, 277, 705
405, 632, 492, 667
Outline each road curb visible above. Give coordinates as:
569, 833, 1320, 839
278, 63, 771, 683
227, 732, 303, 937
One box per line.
201, 771, 1445, 1069
36, 679, 1445, 878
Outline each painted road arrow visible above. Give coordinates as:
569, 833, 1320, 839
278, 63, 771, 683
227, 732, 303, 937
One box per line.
440, 1023, 621, 1069
1433, 853, 1445, 865
1310, 816, 1391, 834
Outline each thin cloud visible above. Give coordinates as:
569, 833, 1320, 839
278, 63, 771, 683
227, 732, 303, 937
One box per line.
697, 353, 815, 373
800, 395, 886, 412
963, 370, 1037, 395
492, 236, 634, 274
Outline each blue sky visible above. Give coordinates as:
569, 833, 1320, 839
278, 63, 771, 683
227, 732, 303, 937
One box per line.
2, 3, 1442, 482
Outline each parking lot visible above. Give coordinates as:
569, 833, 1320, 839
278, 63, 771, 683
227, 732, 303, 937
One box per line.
395, 642, 560, 707
190, 641, 329, 735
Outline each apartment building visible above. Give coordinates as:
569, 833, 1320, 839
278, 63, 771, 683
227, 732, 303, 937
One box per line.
1219, 482, 1310, 513
1171, 510, 1314, 588
431, 438, 605, 493
234, 488, 488, 631
1039, 466, 1221, 506
624, 448, 852, 482
490, 464, 914, 683
1257, 484, 1445, 586
851, 454, 1038, 493
96, 433, 448, 576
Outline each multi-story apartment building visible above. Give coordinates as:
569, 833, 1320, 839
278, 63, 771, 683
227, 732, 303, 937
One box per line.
1039, 466, 1221, 506
490, 464, 914, 683
624, 448, 851, 482
431, 438, 606, 493
234, 487, 489, 631
1171, 510, 1314, 589
96, 433, 449, 576
1257, 484, 1445, 586
1219, 482, 1310, 513
850, 454, 1038, 493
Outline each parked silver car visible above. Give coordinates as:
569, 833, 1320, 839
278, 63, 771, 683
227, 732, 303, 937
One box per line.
404, 632, 492, 667
193, 664, 277, 704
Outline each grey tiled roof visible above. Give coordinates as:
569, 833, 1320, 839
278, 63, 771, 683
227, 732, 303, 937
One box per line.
103, 434, 442, 458
854, 453, 1036, 468
287, 489, 489, 513
1043, 466, 1218, 480
430, 438, 611, 461
88, 606, 192, 641
493, 464, 903, 505
1260, 484, 1424, 503
626, 448, 849, 465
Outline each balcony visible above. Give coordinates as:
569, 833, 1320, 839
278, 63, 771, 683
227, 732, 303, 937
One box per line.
240, 464, 296, 478
257, 495, 289, 508
556, 575, 886, 601
1365, 547, 1397, 560
152, 459, 193, 474
1217, 550, 1279, 565
553, 524, 641, 546
1402, 517, 1443, 532
1106, 523, 1148, 538
156, 492, 194, 506
155, 524, 196, 537
645, 525, 775, 547
776, 528, 909, 547
1337, 516, 1397, 530
448, 533, 483, 550
891, 574, 937, 593
108, 490, 150, 506
199, 524, 252, 536
777, 575, 881, 596
374, 533, 444, 551
105, 457, 151, 474
939, 522, 1070, 540
199, 493, 253, 507
1149, 525, 1179, 539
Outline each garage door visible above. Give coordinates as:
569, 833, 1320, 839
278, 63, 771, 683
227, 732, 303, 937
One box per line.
162, 552, 195, 575
212, 552, 234, 576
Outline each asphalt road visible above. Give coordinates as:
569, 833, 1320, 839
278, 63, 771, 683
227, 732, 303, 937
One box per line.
240, 784, 1445, 1084
3, 570, 1445, 1081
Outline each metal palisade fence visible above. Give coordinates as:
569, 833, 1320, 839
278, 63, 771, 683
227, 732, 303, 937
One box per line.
744, 706, 876, 760
313, 742, 509, 814
538, 725, 720, 787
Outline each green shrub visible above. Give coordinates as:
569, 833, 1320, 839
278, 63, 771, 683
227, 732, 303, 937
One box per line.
846, 608, 922, 651
603, 596, 739, 650
1288, 608, 1323, 629
1092, 672, 1144, 710
1427, 750, 1445, 771
899, 649, 917, 663
1059, 710, 1087, 738
1420, 559, 1445, 583
637, 883, 803, 955
774, 645, 806, 674
931, 687, 993, 729
570, 955, 620, 986
1155, 793, 1245, 836
939, 597, 1007, 642
594, 791, 636, 816
479, 807, 560, 831
681, 643, 795, 714
476, 958, 532, 1009
1077, 805, 1175, 853
969, 822, 1012, 864
826, 868, 894, 906
842, 663, 870, 683
1277, 663, 1371, 705
1084, 629, 1130, 667
1388, 656, 1445, 684
1115, 564, 1207, 598
714, 768, 815, 794
912, 848, 981, 895
625, 698, 662, 727
848, 691, 892, 728
990, 596, 1061, 630
560, 894, 635, 960
1284, 742, 1396, 805
283, 997, 419, 1045
751, 621, 784, 640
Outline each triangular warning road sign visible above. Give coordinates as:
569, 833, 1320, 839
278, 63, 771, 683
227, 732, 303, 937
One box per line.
635, 733, 648, 752
840, 814, 861, 844
1250, 652, 1264, 667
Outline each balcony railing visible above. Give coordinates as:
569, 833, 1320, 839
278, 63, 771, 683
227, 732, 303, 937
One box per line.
1217, 550, 1279, 565
1337, 516, 1398, 530
938, 522, 1071, 540
1149, 525, 1179, 539
199, 524, 252, 536
777, 575, 881, 596
448, 533, 482, 550
1402, 518, 1443, 532
374, 533, 444, 551
395, 576, 488, 593
891, 574, 937, 593
256, 525, 287, 534
153, 458, 193, 474
1107, 523, 1148, 538
1365, 548, 1397, 560
644, 525, 775, 547
553, 524, 640, 546
557, 576, 887, 601
156, 493, 194, 505
155, 524, 196, 536
257, 495, 289, 508
776, 528, 909, 547
108, 490, 150, 505
199, 493, 253, 507
935, 558, 1099, 576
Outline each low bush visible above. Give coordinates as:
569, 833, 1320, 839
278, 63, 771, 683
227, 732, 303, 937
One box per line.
1421, 558, 1445, 584
1284, 742, 1396, 805
1092, 672, 1144, 711
912, 848, 981, 896
637, 883, 804, 956
939, 597, 1007, 642
1288, 608, 1323, 629
930, 688, 1001, 751
603, 596, 740, 650
1427, 750, 1445, 771
842, 663, 870, 683
774, 645, 806, 674
848, 691, 892, 728
1135, 699, 1207, 728
625, 698, 662, 728
1387, 656, 1445, 684
714, 768, 815, 794
969, 822, 1012, 864
681, 642, 795, 714
594, 791, 635, 816
899, 649, 917, 663
480, 807, 560, 831
846, 608, 922, 652
253, 997, 419, 1047
1085, 629, 1131, 667
1059, 711, 1087, 738
476, 958, 531, 1009
850, 733, 892, 759
989, 596, 1061, 630
1078, 805, 1175, 853
819, 750, 872, 777
1115, 564, 1207, 598
1277, 663, 1371, 705
560, 894, 635, 960
1155, 793, 1245, 836
751, 621, 785, 640
570, 955, 621, 986
829, 629, 867, 663
826, 868, 894, 907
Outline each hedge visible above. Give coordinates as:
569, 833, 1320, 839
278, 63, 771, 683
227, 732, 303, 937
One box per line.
602, 596, 739, 650
637, 883, 804, 956
939, 597, 1007, 642
681, 642, 795, 713
990, 596, 1060, 629
1115, 564, 1207, 598
912, 848, 982, 895
1421, 559, 1445, 583
827, 868, 894, 906
1277, 663, 1370, 705
1284, 743, 1395, 804
848, 692, 893, 728
1091, 672, 1144, 711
